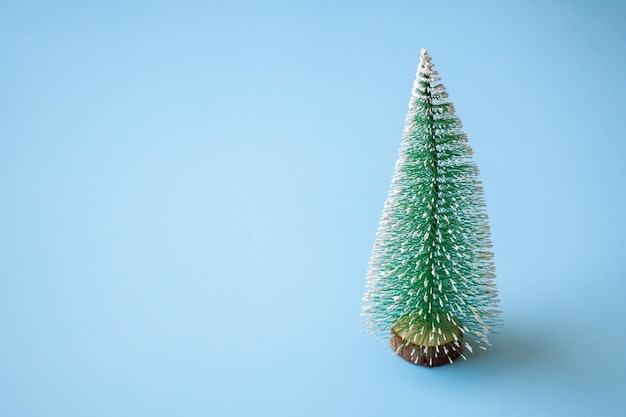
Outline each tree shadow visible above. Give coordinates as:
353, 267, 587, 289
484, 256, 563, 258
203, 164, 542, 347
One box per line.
457, 320, 560, 375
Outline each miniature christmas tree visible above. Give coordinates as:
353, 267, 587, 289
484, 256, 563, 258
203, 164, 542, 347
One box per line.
363, 49, 500, 367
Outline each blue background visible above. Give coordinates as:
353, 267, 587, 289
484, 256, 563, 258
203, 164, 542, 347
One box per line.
2, 1, 625, 416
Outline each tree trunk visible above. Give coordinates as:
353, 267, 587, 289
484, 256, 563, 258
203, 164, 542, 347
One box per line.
390, 326, 463, 367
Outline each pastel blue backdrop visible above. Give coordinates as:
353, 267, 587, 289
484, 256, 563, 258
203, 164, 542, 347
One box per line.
2, 1, 625, 416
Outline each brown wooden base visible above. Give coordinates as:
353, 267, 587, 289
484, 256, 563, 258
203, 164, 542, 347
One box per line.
390, 329, 463, 367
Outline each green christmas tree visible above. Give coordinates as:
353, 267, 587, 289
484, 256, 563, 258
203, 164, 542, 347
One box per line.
363, 49, 500, 367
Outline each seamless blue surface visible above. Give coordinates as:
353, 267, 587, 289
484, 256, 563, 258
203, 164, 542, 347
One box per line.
1, 1, 625, 416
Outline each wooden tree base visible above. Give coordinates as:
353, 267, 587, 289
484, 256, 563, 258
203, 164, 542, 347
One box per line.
390, 323, 463, 367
